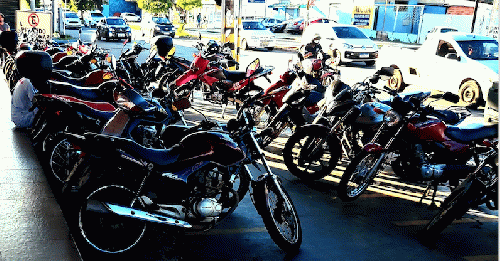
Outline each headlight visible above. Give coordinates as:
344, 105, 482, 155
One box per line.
127, 28, 132, 32
109, 27, 115, 31
383, 110, 401, 127
343, 43, 354, 49
155, 26, 160, 31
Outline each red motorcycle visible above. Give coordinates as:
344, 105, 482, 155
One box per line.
337, 91, 498, 205
168, 43, 273, 117
250, 56, 339, 129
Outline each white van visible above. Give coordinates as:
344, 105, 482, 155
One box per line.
63, 12, 82, 29
83, 11, 104, 28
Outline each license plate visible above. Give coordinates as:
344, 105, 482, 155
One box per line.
359, 53, 369, 58
118, 33, 126, 38
261, 41, 269, 47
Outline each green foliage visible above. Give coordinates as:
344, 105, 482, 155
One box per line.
137, 0, 173, 14
76, 0, 104, 11
176, 0, 202, 11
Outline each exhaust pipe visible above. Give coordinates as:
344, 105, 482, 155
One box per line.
86, 200, 192, 228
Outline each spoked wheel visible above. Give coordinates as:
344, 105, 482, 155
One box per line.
79, 185, 147, 253
338, 151, 385, 201
256, 177, 302, 252
387, 68, 405, 92
48, 136, 83, 185
252, 103, 276, 129
283, 126, 341, 181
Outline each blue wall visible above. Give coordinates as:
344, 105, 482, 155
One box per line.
109, 0, 139, 17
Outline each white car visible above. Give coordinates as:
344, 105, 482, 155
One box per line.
120, 12, 141, 23
302, 23, 378, 66
63, 12, 82, 29
83, 11, 104, 28
379, 32, 498, 107
240, 20, 276, 51
260, 18, 283, 28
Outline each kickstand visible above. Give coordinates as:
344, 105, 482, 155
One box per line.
420, 182, 438, 209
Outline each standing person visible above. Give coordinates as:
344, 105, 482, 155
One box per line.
197, 13, 201, 28
0, 13, 10, 31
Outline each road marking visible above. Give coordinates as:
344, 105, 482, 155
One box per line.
392, 217, 498, 227
185, 227, 267, 236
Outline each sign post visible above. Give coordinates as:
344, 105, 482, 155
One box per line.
16, 10, 53, 41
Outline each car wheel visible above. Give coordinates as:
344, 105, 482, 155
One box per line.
387, 68, 405, 92
331, 49, 342, 66
241, 39, 248, 51
459, 80, 483, 108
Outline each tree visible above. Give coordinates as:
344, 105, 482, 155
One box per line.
176, 0, 202, 11
137, 0, 174, 14
76, 0, 104, 11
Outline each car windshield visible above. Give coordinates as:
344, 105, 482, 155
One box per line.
65, 13, 78, 19
242, 21, 267, 30
107, 19, 126, 25
332, 26, 368, 39
457, 40, 499, 60
91, 13, 103, 18
152, 17, 171, 24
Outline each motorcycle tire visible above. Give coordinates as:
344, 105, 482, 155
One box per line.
252, 102, 277, 129
338, 151, 386, 201
283, 125, 342, 181
253, 176, 302, 252
48, 134, 83, 186
79, 185, 147, 253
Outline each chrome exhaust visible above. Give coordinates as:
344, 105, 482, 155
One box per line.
88, 200, 193, 228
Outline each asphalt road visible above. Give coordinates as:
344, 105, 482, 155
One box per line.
59, 27, 498, 261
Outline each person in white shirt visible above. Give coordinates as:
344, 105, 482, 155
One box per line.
11, 77, 38, 128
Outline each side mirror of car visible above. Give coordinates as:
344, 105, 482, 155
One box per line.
445, 53, 460, 61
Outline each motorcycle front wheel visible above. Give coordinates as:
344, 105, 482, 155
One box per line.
79, 185, 147, 253
338, 151, 385, 201
283, 125, 342, 181
255, 177, 302, 252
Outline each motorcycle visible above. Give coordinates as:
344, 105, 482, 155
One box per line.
169, 41, 273, 116
420, 138, 497, 238
337, 91, 498, 205
282, 67, 394, 181
59, 102, 302, 254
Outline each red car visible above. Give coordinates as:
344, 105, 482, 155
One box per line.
300, 18, 330, 31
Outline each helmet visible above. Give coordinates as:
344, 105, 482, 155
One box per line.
206, 40, 219, 54
153, 36, 174, 58
15, 50, 52, 83
312, 33, 321, 42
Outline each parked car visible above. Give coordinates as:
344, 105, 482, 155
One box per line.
300, 17, 330, 31
63, 12, 82, 29
96, 17, 132, 42
83, 11, 104, 28
271, 19, 292, 33
378, 32, 498, 107
240, 20, 276, 51
261, 18, 283, 28
120, 12, 141, 23
141, 16, 175, 38
284, 18, 304, 35
302, 23, 378, 66
425, 26, 458, 40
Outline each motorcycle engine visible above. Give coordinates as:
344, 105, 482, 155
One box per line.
131, 125, 158, 147
193, 198, 223, 218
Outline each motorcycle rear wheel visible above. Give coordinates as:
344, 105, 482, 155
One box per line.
49, 136, 83, 185
338, 151, 385, 201
255, 177, 302, 252
79, 185, 147, 253
283, 126, 341, 181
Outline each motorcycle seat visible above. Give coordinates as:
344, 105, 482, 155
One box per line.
445, 117, 498, 143
51, 70, 111, 87
48, 80, 118, 103
223, 69, 247, 82
82, 133, 181, 167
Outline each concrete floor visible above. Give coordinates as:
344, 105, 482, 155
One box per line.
0, 73, 82, 260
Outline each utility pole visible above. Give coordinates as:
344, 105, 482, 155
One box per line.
471, 0, 480, 33
221, 0, 226, 43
